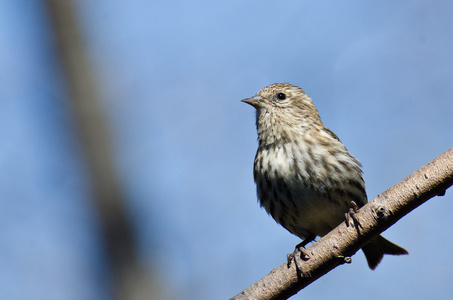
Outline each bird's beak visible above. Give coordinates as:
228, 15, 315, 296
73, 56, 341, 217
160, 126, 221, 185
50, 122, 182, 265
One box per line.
241, 95, 266, 108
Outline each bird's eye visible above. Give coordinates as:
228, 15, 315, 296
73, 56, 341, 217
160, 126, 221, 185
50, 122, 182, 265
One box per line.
276, 93, 286, 100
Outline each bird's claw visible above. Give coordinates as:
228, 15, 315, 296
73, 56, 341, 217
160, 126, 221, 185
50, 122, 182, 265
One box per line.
345, 200, 360, 227
287, 245, 310, 268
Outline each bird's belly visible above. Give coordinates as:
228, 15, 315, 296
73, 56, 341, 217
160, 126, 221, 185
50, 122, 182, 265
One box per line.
254, 143, 366, 239
260, 183, 349, 239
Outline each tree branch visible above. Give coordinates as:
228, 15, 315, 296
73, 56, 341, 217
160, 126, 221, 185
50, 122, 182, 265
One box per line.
231, 147, 453, 300
44, 1, 157, 299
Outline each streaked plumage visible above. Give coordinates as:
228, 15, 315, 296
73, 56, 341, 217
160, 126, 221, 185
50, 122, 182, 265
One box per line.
242, 83, 407, 269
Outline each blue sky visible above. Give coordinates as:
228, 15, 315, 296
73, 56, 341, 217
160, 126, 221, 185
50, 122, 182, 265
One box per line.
1, 1, 453, 299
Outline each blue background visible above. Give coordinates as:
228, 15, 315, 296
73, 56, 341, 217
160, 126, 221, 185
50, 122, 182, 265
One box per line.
1, 1, 453, 299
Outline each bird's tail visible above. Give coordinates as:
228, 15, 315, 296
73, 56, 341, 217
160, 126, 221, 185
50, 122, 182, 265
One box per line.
362, 235, 408, 270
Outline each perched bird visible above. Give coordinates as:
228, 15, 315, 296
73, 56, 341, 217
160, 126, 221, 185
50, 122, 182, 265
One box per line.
242, 83, 407, 269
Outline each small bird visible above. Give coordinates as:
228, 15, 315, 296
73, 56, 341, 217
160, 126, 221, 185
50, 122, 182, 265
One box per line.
242, 83, 407, 269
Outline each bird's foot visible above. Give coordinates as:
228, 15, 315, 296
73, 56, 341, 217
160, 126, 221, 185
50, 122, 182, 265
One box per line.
345, 200, 361, 228
287, 247, 310, 267
287, 238, 313, 268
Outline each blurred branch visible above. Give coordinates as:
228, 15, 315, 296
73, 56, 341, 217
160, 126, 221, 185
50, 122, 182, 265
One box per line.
44, 1, 154, 299
231, 147, 453, 300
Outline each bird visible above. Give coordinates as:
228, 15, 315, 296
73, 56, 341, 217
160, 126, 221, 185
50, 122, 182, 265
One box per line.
242, 82, 408, 269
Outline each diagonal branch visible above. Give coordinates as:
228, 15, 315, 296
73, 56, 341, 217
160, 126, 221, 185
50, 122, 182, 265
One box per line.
231, 147, 453, 300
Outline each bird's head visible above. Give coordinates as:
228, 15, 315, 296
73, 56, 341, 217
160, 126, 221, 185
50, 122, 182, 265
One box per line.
242, 83, 321, 128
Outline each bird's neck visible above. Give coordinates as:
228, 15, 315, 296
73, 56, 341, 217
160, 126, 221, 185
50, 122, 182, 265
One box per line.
255, 110, 317, 147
